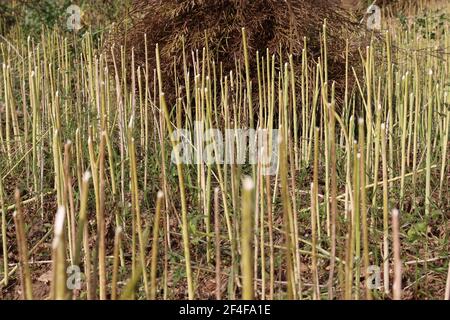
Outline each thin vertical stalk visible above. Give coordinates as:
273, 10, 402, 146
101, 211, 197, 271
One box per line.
445, 258, 450, 300
313, 127, 321, 240
381, 124, 390, 295
214, 187, 222, 300
150, 191, 164, 300
52, 207, 67, 300
241, 177, 255, 300
353, 149, 361, 300
392, 209, 402, 300
129, 133, 149, 298
358, 119, 371, 300
13, 189, 33, 300
425, 69, 433, 217
0, 177, 8, 286
311, 183, 320, 300
280, 130, 295, 299
98, 131, 107, 300
160, 93, 194, 300
112, 226, 122, 300
328, 102, 337, 300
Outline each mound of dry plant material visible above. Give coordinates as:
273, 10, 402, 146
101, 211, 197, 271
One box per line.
108, 0, 367, 106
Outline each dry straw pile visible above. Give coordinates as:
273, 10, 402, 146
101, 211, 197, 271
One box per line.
109, 0, 367, 105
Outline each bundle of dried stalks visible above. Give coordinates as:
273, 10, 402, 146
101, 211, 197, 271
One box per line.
108, 0, 368, 107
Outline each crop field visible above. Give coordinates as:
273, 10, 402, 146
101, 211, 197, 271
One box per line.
0, 0, 449, 300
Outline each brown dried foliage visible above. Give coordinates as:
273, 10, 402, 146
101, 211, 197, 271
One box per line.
107, 0, 368, 107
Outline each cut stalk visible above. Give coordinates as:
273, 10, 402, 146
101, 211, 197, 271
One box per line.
241, 177, 255, 300
0, 176, 8, 286
392, 209, 402, 300
214, 187, 222, 300
13, 189, 33, 300
381, 124, 390, 295
52, 207, 68, 300
112, 226, 122, 300
150, 191, 164, 300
